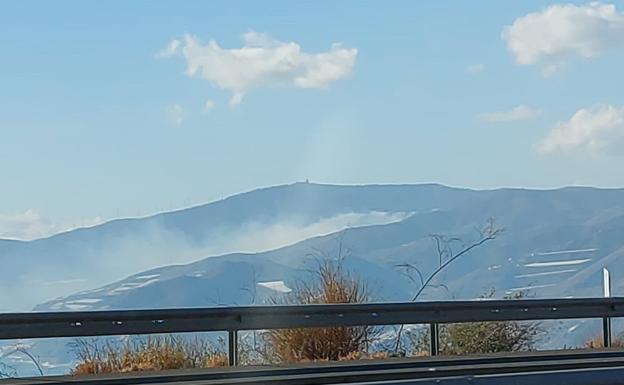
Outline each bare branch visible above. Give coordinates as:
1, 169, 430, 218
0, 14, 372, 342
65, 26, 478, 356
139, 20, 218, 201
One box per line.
394, 219, 504, 352
0, 345, 44, 377
395, 263, 425, 289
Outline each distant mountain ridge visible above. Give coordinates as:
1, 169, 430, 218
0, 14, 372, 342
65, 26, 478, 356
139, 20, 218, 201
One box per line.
33, 182, 624, 354
1, 182, 476, 310
3, 182, 624, 312
37, 189, 624, 312
3, 182, 624, 375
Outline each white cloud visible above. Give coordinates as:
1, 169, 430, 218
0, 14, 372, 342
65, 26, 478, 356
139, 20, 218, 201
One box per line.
502, 3, 624, 75
0, 210, 104, 241
478, 105, 542, 122
536, 104, 624, 154
465, 63, 485, 74
0, 209, 53, 240
163, 31, 358, 106
165, 104, 184, 126
156, 39, 181, 58
202, 99, 214, 113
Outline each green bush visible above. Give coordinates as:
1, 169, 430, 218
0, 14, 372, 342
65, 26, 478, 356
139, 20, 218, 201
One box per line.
409, 291, 540, 356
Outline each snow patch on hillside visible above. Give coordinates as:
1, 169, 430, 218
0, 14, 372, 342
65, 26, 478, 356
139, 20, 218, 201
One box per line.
531, 248, 597, 256
524, 259, 591, 268
515, 269, 577, 278
135, 274, 160, 280
257, 281, 292, 293
108, 278, 160, 295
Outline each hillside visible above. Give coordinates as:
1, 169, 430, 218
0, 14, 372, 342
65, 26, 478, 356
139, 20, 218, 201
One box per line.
4, 182, 624, 312
37, 185, 624, 310
1, 182, 475, 310
4, 182, 624, 375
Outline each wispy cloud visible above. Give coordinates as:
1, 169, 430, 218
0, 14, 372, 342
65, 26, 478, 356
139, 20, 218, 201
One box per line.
0, 209, 412, 310
226, 211, 412, 254
156, 39, 181, 58
164, 104, 184, 126
502, 3, 624, 76
0, 210, 103, 241
536, 104, 624, 154
160, 31, 358, 106
465, 63, 485, 74
202, 100, 215, 114
478, 105, 541, 122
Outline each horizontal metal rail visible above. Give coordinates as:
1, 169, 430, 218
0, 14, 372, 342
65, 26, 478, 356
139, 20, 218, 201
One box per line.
1, 297, 622, 340
5, 350, 624, 385
1, 297, 622, 367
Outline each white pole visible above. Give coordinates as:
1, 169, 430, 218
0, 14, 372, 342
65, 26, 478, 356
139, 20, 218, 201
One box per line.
602, 268, 612, 347
603, 268, 611, 298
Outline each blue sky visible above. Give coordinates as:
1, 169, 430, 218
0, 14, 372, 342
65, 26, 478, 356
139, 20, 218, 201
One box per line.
1, 1, 624, 238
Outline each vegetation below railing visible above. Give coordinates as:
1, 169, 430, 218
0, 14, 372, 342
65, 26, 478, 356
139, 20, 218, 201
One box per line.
71, 336, 228, 375
68, 259, 546, 375
584, 335, 624, 349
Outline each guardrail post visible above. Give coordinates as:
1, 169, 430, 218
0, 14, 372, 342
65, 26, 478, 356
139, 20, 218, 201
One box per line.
430, 323, 439, 356
228, 329, 238, 366
603, 317, 612, 348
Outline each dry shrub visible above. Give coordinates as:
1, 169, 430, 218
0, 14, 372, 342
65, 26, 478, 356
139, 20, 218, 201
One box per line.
338, 351, 389, 361
584, 334, 624, 349
265, 259, 375, 363
71, 336, 227, 375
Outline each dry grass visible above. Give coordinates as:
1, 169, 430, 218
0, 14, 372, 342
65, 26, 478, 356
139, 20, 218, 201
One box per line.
265, 259, 376, 363
68, 265, 548, 373
71, 336, 227, 375
70, 257, 380, 373
584, 334, 624, 349
338, 351, 390, 361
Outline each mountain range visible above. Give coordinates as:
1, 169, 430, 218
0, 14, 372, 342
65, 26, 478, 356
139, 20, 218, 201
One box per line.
1, 182, 479, 310
2, 182, 624, 375
3, 182, 624, 312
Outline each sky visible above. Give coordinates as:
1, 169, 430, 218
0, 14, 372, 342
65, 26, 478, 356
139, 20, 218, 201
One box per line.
1, 0, 624, 240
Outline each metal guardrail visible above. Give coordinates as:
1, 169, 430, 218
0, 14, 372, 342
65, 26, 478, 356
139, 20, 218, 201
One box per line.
7, 350, 624, 385
1, 297, 622, 366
